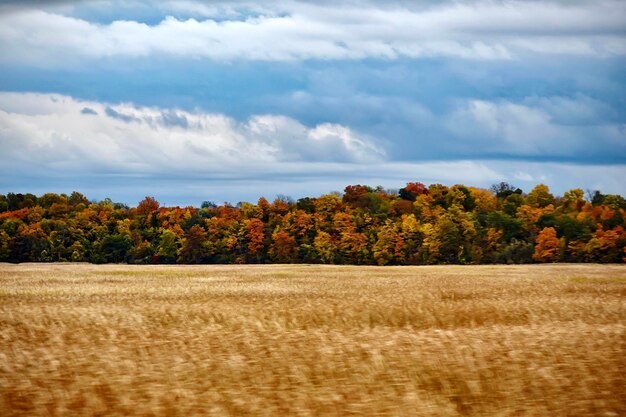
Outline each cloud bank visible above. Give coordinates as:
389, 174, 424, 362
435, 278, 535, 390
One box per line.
444, 98, 626, 161
1, 92, 624, 205
0, 0, 625, 65
0, 92, 384, 176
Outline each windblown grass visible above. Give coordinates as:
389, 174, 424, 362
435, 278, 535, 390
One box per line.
1, 264, 624, 416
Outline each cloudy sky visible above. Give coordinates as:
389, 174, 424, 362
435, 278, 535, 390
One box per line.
1, 0, 625, 205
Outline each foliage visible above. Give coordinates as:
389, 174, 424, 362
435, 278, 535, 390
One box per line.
533, 227, 563, 263
0, 182, 624, 264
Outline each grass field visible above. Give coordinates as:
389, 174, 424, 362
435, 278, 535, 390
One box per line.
0, 264, 625, 416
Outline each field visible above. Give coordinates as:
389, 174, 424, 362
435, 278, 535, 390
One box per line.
0, 264, 625, 416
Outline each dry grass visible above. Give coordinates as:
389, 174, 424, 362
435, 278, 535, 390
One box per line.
0, 264, 625, 416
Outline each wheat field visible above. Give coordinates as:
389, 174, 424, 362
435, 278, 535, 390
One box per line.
0, 264, 624, 416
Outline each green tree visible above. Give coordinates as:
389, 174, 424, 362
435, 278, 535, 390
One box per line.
157, 230, 179, 264
526, 184, 555, 208
99, 234, 132, 263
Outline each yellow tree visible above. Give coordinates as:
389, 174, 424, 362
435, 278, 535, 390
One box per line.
526, 184, 555, 208
533, 227, 562, 262
269, 229, 297, 263
583, 226, 626, 263
314, 231, 336, 264
372, 220, 405, 265
468, 187, 498, 214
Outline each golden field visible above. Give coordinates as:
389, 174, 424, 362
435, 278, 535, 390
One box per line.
0, 264, 625, 417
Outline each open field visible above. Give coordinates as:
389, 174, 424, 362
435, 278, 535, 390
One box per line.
0, 264, 625, 416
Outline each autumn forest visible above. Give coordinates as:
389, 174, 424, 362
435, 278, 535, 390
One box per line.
0, 182, 624, 265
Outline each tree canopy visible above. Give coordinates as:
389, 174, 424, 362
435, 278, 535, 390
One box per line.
0, 183, 624, 264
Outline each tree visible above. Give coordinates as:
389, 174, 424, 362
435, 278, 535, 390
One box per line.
428, 184, 450, 208
130, 240, 154, 264
257, 197, 271, 222
372, 220, 404, 265
494, 239, 534, 264
271, 196, 292, 217
14, 223, 49, 261
245, 218, 266, 262
283, 210, 314, 243
526, 184, 555, 208
314, 231, 336, 264
201, 201, 217, 209
502, 193, 524, 217
390, 199, 413, 216
447, 185, 475, 211
240, 202, 262, 220
37, 193, 66, 209
68, 191, 90, 207
343, 185, 371, 207
587, 190, 605, 205
0, 184, 622, 265
485, 211, 522, 242
177, 225, 207, 264
269, 230, 296, 263
296, 197, 316, 213
468, 187, 497, 214
338, 230, 370, 264
136, 196, 160, 216
603, 194, 626, 210
583, 226, 626, 263
315, 194, 343, 219
533, 227, 562, 262
562, 189, 585, 211
490, 182, 522, 199
398, 182, 428, 201
433, 209, 477, 264
0, 230, 10, 261
99, 234, 132, 263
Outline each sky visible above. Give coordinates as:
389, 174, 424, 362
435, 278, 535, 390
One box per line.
0, 0, 625, 206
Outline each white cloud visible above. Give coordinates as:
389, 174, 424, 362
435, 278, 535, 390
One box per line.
520, 94, 617, 125
1, 91, 624, 205
0, 92, 385, 176
0, 1, 624, 65
446, 98, 626, 159
513, 171, 534, 182
449, 100, 557, 153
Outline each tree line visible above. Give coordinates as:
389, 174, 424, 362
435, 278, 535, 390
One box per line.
0, 182, 624, 264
